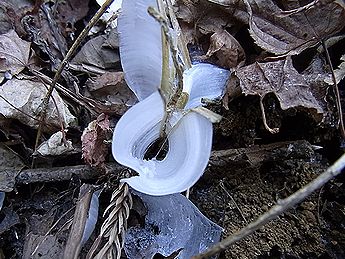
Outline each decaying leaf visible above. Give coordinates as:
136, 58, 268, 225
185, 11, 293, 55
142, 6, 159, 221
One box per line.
0, 144, 24, 192
72, 32, 120, 70
0, 30, 30, 75
55, 0, 90, 29
36, 131, 76, 156
0, 78, 77, 131
0, 144, 24, 168
81, 114, 111, 167
244, 0, 345, 55
324, 54, 345, 85
207, 0, 241, 6
23, 234, 64, 259
86, 72, 136, 114
175, 0, 246, 40
236, 57, 325, 117
205, 29, 245, 69
0, 0, 33, 34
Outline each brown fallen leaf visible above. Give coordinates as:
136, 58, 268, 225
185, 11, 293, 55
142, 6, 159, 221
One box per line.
86, 72, 136, 115
235, 57, 326, 130
244, 0, 345, 55
205, 29, 245, 69
174, 0, 245, 40
0, 77, 77, 131
324, 54, 345, 85
81, 114, 111, 167
55, 0, 90, 35
0, 0, 33, 35
72, 33, 120, 70
0, 30, 30, 75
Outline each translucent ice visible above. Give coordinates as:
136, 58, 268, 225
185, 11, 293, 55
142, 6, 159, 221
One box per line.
124, 191, 222, 259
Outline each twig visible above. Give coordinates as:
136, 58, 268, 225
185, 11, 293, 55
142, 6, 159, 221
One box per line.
0, 163, 124, 192
322, 40, 345, 139
0, 140, 314, 192
64, 184, 95, 259
193, 152, 345, 259
259, 96, 279, 134
219, 181, 248, 224
34, 0, 116, 153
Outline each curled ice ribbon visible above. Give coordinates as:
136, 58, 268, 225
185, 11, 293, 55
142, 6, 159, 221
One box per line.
112, 0, 229, 195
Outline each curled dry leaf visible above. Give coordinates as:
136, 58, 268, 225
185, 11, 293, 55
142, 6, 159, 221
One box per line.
36, 131, 76, 156
244, 0, 345, 55
205, 29, 245, 69
0, 30, 30, 75
174, 0, 246, 40
81, 114, 111, 167
0, 78, 77, 131
86, 72, 136, 114
72, 33, 120, 70
236, 57, 325, 118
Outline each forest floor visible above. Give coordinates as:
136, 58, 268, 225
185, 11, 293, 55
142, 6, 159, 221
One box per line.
0, 0, 344, 258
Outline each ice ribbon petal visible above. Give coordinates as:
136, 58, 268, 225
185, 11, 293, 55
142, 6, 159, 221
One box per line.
112, 92, 213, 195
183, 63, 230, 109
118, 0, 162, 101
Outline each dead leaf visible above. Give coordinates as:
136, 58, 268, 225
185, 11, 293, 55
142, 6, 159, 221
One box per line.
0, 78, 77, 131
0, 207, 20, 235
86, 72, 136, 114
207, 0, 241, 6
55, 0, 90, 28
244, 0, 345, 55
72, 33, 120, 70
236, 57, 325, 117
81, 114, 111, 167
206, 29, 245, 68
0, 0, 33, 34
0, 6, 13, 34
175, 0, 245, 38
0, 30, 30, 75
36, 131, 77, 156
0, 169, 17, 192
23, 234, 64, 259
0, 144, 24, 168
324, 54, 345, 85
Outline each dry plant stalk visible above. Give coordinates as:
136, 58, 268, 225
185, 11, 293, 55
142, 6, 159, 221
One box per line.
87, 183, 133, 259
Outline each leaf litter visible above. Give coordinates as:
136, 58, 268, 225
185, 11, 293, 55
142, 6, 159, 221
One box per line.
0, 0, 344, 258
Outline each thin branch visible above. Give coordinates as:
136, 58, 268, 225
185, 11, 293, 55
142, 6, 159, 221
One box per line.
64, 184, 95, 259
322, 40, 345, 139
259, 96, 280, 134
34, 0, 116, 152
193, 153, 345, 259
